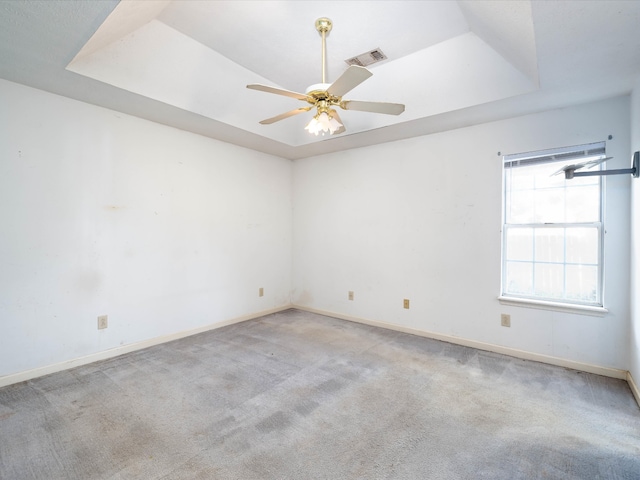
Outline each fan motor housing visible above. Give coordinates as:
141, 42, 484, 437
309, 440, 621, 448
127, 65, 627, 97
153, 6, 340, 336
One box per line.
305, 83, 341, 106
305, 83, 330, 94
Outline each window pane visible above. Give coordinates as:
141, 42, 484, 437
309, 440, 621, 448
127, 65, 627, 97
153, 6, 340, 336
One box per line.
533, 188, 565, 223
502, 142, 603, 305
534, 263, 564, 299
566, 228, 598, 265
535, 228, 564, 263
566, 265, 597, 302
506, 228, 533, 261
505, 261, 533, 295
506, 189, 534, 224
566, 185, 600, 222
533, 166, 565, 189
507, 167, 534, 191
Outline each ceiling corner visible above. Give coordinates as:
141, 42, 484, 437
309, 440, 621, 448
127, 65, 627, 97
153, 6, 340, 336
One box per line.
457, 0, 539, 86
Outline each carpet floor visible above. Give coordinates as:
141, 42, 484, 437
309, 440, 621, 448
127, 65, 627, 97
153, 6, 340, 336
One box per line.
0, 309, 639, 479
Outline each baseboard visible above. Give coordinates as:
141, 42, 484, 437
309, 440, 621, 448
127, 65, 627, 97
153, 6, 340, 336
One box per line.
4, 304, 633, 399
0, 305, 292, 388
293, 305, 628, 380
628, 372, 640, 408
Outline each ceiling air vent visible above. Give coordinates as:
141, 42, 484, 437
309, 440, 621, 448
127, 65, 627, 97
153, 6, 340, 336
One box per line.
345, 48, 388, 67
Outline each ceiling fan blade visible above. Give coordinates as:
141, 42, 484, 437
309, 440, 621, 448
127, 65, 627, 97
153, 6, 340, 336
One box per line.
326, 65, 373, 97
259, 106, 312, 125
342, 100, 405, 115
331, 110, 346, 135
247, 84, 309, 101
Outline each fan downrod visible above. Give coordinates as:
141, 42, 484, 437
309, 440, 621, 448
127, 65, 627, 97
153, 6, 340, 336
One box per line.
315, 18, 332, 84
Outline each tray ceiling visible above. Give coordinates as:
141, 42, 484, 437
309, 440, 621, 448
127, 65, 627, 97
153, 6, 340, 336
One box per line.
1, 1, 639, 159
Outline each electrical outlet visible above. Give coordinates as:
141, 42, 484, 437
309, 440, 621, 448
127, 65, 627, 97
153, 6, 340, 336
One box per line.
348, 291, 354, 301
501, 313, 511, 327
259, 287, 264, 297
403, 299, 410, 309
97, 315, 108, 330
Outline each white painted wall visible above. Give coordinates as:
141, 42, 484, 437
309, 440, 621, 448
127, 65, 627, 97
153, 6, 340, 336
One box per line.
630, 79, 640, 383
293, 97, 631, 371
0, 77, 633, 382
0, 79, 292, 378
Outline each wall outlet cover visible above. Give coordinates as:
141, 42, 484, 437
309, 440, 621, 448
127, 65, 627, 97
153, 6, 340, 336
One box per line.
97, 315, 108, 330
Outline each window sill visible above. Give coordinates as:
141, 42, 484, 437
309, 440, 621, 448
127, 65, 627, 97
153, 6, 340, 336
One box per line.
497, 296, 608, 317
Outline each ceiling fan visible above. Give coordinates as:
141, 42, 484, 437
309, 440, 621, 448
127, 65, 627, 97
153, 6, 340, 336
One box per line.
246, 17, 405, 136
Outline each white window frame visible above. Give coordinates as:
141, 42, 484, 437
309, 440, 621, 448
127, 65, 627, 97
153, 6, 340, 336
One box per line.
500, 141, 606, 310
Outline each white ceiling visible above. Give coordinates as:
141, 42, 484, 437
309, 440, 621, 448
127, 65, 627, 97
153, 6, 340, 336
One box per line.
1, 0, 640, 160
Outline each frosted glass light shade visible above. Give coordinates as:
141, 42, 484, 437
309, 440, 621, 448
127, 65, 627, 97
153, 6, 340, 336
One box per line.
305, 111, 342, 136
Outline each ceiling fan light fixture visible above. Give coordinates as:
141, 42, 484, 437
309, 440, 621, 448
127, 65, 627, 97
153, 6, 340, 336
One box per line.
305, 110, 343, 136
247, 17, 404, 138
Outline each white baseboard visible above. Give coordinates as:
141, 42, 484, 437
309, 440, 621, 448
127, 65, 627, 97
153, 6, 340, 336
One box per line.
293, 305, 629, 380
628, 372, 640, 408
0, 305, 292, 388
4, 304, 634, 405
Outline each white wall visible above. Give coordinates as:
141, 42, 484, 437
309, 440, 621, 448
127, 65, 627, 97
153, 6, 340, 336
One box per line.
0, 79, 292, 378
293, 97, 631, 372
1, 77, 633, 382
630, 79, 640, 384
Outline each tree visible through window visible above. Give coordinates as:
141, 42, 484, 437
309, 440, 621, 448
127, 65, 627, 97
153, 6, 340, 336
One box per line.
501, 142, 604, 306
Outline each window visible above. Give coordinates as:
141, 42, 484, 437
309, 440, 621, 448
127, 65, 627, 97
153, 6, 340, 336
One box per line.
501, 142, 605, 307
